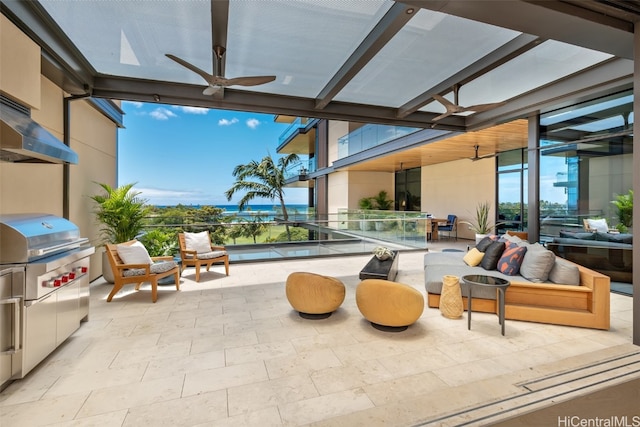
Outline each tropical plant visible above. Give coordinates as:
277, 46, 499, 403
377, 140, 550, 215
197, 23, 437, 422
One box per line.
242, 215, 268, 243
138, 228, 178, 257
358, 196, 374, 210
460, 201, 504, 235
90, 182, 150, 244
225, 153, 299, 241
372, 190, 393, 210
611, 189, 633, 230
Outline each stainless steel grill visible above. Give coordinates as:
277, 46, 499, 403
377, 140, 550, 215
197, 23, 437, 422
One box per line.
0, 213, 94, 390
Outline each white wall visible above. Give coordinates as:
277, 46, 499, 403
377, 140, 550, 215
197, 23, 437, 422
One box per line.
0, 17, 119, 281
327, 120, 348, 164
422, 158, 496, 241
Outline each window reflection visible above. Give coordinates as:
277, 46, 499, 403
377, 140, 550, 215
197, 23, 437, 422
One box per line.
539, 90, 633, 239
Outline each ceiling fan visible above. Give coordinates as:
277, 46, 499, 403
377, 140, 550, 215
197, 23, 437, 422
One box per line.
432, 84, 506, 122
166, 45, 276, 96
469, 144, 497, 161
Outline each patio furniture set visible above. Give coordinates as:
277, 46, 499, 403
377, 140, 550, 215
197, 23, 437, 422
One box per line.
105, 230, 230, 303
286, 231, 611, 336
106, 228, 611, 335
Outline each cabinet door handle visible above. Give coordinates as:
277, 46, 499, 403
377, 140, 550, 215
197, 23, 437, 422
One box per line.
0, 297, 22, 354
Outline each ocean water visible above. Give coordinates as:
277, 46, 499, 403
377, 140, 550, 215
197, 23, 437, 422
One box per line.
153, 204, 309, 220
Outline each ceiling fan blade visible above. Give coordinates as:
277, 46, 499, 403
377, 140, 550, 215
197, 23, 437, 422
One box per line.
165, 54, 213, 83
432, 94, 458, 111
203, 85, 222, 96
432, 111, 455, 122
222, 75, 276, 87
464, 101, 507, 113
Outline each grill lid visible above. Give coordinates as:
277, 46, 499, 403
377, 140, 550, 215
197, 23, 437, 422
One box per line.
0, 213, 88, 263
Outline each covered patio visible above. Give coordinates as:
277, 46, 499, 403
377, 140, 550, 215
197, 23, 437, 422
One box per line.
0, 245, 636, 425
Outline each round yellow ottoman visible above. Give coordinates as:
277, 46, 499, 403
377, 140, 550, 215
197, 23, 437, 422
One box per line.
286, 272, 346, 319
356, 279, 424, 331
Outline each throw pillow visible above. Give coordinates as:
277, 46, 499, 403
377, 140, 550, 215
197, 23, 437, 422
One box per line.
548, 258, 580, 286
476, 236, 495, 252
185, 231, 212, 254
496, 243, 528, 276
116, 241, 153, 265
480, 241, 506, 270
502, 234, 523, 245
586, 218, 609, 233
463, 248, 484, 266
519, 247, 556, 282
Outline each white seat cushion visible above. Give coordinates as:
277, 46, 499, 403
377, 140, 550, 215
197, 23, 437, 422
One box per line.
123, 260, 178, 277
184, 231, 212, 254
197, 250, 227, 260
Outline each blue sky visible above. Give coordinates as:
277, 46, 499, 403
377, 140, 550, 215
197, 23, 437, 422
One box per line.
118, 101, 308, 206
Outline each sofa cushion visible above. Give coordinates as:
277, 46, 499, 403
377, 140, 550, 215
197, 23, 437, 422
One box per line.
559, 230, 596, 240
480, 241, 506, 270
548, 258, 580, 286
595, 232, 633, 244
463, 248, 484, 266
519, 244, 556, 282
497, 243, 528, 276
476, 236, 494, 252
123, 260, 178, 277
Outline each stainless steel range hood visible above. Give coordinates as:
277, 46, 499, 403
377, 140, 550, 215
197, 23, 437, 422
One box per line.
0, 104, 78, 164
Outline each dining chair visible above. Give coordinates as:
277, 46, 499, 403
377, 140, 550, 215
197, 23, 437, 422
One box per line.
439, 214, 457, 240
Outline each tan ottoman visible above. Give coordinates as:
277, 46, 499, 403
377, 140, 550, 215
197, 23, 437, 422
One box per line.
356, 279, 424, 331
286, 272, 346, 319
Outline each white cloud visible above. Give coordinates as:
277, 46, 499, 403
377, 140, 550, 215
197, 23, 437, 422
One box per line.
175, 106, 209, 115
149, 107, 178, 120
123, 101, 143, 108
246, 118, 261, 129
219, 118, 239, 126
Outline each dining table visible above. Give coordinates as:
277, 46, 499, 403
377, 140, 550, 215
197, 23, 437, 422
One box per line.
425, 217, 449, 241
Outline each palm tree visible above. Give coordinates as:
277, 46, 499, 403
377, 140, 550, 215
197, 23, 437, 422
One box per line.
225, 153, 299, 240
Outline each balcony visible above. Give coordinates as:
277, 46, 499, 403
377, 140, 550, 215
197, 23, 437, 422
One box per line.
337, 124, 420, 159
4, 249, 636, 425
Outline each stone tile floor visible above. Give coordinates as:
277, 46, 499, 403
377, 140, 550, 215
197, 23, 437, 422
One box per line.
0, 242, 637, 426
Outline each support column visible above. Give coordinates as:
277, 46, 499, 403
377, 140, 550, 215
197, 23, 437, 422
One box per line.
633, 23, 639, 346
527, 114, 540, 243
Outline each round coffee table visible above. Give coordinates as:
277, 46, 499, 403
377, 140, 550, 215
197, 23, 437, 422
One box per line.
462, 274, 511, 336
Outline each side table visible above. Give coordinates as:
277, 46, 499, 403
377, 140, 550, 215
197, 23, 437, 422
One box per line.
462, 274, 510, 335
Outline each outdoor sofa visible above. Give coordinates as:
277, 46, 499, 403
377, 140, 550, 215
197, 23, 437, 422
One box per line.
424, 234, 610, 330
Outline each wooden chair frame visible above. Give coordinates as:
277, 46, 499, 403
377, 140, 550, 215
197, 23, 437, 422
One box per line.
178, 232, 230, 282
105, 240, 180, 303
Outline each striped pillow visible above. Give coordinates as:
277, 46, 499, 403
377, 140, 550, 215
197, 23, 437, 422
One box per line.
497, 243, 528, 276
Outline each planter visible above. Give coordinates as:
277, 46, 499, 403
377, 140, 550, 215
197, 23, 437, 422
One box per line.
360, 220, 375, 231
102, 250, 114, 283
475, 233, 488, 244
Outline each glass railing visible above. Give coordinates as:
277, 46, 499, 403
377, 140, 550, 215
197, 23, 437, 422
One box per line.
284, 158, 314, 180
138, 210, 431, 262
337, 124, 420, 159
278, 117, 310, 145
